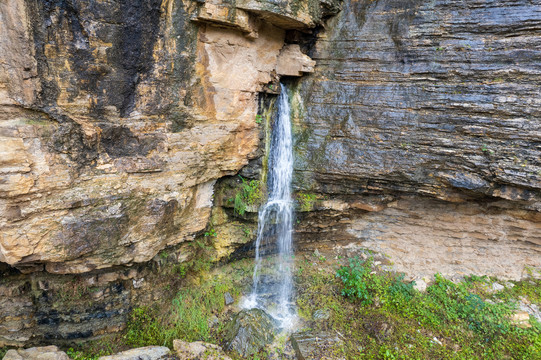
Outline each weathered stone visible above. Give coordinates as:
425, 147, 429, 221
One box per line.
509, 311, 532, 329
276, 45, 316, 77
290, 331, 344, 360
413, 279, 428, 293
0, 0, 326, 276
312, 308, 331, 321
173, 339, 232, 360
98, 346, 170, 360
2, 346, 68, 360
292, 0, 541, 280
296, 197, 541, 280
224, 292, 234, 305
223, 309, 278, 357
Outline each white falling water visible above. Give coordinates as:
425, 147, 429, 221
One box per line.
244, 83, 296, 328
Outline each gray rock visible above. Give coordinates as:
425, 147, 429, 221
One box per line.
3, 347, 69, 360
173, 340, 231, 360
224, 292, 234, 305
223, 308, 279, 357
313, 309, 331, 321
413, 279, 428, 292
491, 282, 505, 292
519, 301, 541, 323
98, 346, 170, 360
290, 331, 344, 360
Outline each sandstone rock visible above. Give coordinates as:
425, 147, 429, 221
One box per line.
2, 346, 69, 360
413, 279, 428, 293
518, 301, 541, 323
173, 340, 232, 360
276, 45, 316, 77
491, 282, 505, 292
0, 0, 330, 276
509, 311, 532, 329
98, 347, 170, 360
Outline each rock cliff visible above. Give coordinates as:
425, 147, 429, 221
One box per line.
1, 0, 540, 347
292, 0, 541, 280
0, 0, 336, 346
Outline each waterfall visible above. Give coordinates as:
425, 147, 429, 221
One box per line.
244, 83, 296, 328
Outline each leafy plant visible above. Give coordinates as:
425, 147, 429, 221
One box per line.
204, 229, 217, 237
255, 114, 263, 124
297, 192, 317, 211
233, 176, 262, 215
336, 257, 381, 305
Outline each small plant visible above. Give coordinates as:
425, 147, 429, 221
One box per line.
241, 226, 251, 239
255, 114, 263, 124
0, 348, 9, 360
233, 176, 262, 216
204, 229, 217, 237
336, 257, 381, 305
481, 144, 494, 155
297, 192, 317, 212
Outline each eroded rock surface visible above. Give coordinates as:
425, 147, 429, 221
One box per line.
293, 0, 541, 279
223, 309, 278, 357
0, 0, 325, 274
2, 346, 68, 360
98, 346, 171, 360
173, 339, 232, 360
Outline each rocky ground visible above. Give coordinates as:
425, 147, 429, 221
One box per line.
2, 250, 539, 360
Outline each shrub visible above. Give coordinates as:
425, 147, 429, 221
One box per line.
234, 176, 262, 215
336, 257, 381, 305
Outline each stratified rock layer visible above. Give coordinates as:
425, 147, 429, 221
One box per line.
0, 0, 329, 274
0, 0, 334, 346
294, 0, 541, 279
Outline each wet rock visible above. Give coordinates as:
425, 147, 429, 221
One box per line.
290, 331, 344, 360
98, 347, 170, 360
223, 309, 279, 357
224, 292, 234, 305
173, 340, 231, 360
3, 346, 69, 360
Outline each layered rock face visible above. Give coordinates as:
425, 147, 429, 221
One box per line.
293, 0, 541, 280
0, 0, 331, 274
0, 0, 336, 346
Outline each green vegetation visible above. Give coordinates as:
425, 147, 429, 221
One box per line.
66, 348, 102, 360
255, 114, 263, 124
296, 192, 317, 212
233, 176, 263, 216
124, 278, 236, 348
297, 256, 541, 359
0, 348, 9, 359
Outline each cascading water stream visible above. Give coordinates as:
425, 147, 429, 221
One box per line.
244, 83, 296, 328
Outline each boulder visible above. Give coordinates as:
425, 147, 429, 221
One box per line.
2, 346, 69, 360
224, 292, 234, 306
509, 311, 532, 329
290, 331, 344, 360
97, 346, 170, 360
223, 309, 278, 357
173, 340, 231, 360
